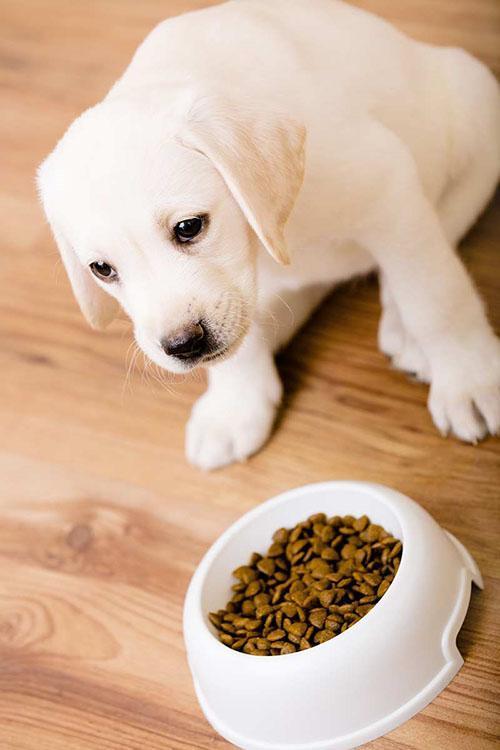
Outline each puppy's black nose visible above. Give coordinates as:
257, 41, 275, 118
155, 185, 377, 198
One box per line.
161, 323, 206, 360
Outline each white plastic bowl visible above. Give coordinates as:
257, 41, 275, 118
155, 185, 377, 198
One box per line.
183, 481, 482, 750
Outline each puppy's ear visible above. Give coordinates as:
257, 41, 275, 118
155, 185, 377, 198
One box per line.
178, 96, 306, 265
47, 220, 118, 330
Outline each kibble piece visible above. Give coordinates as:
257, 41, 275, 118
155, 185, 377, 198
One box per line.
255, 604, 273, 618
341, 543, 356, 560
314, 629, 335, 644
389, 541, 402, 559
245, 580, 261, 597
231, 637, 248, 650
267, 542, 285, 558
377, 579, 390, 597
233, 565, 258, 584
254, 592, 270, 607
257, 558, 276, 576
353, 515, 369, 532
208, 612, 221, 628
273, 528, 289, 544
288, 621, 307, 637
267, 629, 287, 642
241, 600, 256, 616
309, 608, 327, 629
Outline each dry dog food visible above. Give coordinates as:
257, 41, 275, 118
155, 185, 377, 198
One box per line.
209, 513, 402, 655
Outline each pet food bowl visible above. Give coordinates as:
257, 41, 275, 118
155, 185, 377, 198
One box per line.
183, 481, 482, 750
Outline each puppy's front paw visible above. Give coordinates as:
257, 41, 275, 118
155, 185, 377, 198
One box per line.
428, 337, 500, 443
186, 381, 282, 471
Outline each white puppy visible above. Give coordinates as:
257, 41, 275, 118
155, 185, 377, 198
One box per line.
38, 0, 500, 470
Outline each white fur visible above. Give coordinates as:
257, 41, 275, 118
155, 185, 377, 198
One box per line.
38, 0, 500, 469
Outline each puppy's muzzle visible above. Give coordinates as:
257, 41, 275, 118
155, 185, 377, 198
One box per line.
161, 322, 207, 361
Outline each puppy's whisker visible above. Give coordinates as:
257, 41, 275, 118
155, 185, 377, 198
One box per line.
122, 340, 141, 399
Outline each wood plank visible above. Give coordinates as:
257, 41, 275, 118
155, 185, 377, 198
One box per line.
0, 1, 499, 748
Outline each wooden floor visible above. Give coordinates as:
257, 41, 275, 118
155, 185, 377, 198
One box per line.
1, 1, 499, 748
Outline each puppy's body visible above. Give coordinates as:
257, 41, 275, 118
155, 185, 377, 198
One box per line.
39, 0, 500, 469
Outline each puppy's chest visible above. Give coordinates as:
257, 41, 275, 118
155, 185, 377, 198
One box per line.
258, 238, 376, 292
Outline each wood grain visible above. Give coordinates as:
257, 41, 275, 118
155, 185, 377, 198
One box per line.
0, 1, 499, 748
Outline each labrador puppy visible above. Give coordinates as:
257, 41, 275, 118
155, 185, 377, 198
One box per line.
38, 0, 500, 469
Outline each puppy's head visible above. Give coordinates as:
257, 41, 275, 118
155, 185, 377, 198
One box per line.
38, 93, 305, 372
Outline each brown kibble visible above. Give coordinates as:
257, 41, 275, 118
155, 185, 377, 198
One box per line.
273, 528, 289, 544
288, 621, 307, 637
356, 604, 374, 616
255, 638, 270, 650
208, 612, 221, 628
245, 580, 261, 597
309, 608, 327, 629
267, 629, 286, 641
336, 577, 353, 588
255, 604, 273, 618
325, 616, 342, 631
310, 561, 332, 579
241, 600, 256, 616
321, 547, 339, 561
233, 565, 258, 584
380, 536, 398, 546
318, 589, 335, 608
339, 526, 355, 535
254, 592, 271, 607
231, 637, 248, 650
267, 542, 285, 558
365, 524, 383, 542
291, 539, 308, 555
297, 606, 306, 622
363, 572, 381, 586
213, 513, 401, 656
281, 602, 297, 618
257, 558, 276, 576
389, 542, 403, 559
314, 629, 335, 644
244, 619, 261, 631
354, 548, 366, 565
289, 589, 308, 606
289, 526, 303, 543
341, 543, 356, 560
249, 552, 262, 566
358, 583, 375, 596
353, 515, 369, 532
377, 579, 390, 597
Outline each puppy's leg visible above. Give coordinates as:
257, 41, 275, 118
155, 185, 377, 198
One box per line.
360, 133, 500, 442
186, 284, 330, 470
378, 273, 430, 382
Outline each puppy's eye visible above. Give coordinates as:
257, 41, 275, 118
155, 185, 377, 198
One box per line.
89, 261, 118, 282
174, 216, 204, 243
